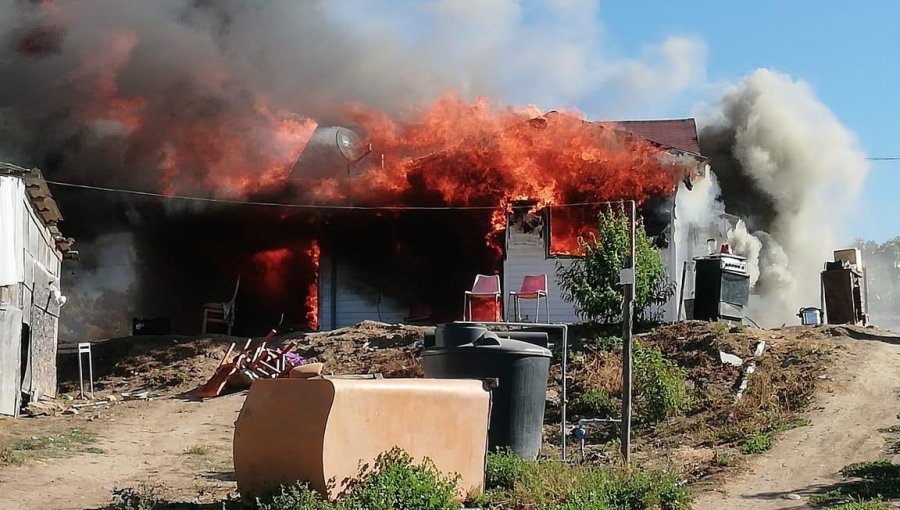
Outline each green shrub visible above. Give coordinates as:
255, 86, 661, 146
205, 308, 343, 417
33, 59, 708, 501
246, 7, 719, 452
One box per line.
342, 448, 460, 510
107, 487, 159, 510
634, 344, 690, 423
841, 461, 900, 480
556, 207, 674, 325
828, 501, 889, 510
571, 388, 618, 419
589, 335, 621, 352
256, 483, 337, 510
478, 460, 690, 510
484, 449, 532, 490
739, 432, 772, 454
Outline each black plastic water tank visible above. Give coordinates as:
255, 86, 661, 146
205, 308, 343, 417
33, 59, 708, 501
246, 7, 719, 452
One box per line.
421, 327, 552, 459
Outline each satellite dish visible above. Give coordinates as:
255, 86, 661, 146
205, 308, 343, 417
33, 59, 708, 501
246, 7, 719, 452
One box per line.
335, 127, 364, 162
290, 126, 371, 180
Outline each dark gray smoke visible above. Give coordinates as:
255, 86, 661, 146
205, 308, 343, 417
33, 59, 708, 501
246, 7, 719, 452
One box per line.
699, 69, 869, 325
0, 0, 706, 338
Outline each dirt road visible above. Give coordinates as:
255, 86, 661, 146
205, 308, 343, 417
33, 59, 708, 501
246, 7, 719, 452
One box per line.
0, 392, 244, 510
694, 335, 900, 509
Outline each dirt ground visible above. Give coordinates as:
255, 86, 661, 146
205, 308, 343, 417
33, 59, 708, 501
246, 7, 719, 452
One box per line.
1, 322, 900, 509
0, 393, 243, 510
694, 327, 900, 509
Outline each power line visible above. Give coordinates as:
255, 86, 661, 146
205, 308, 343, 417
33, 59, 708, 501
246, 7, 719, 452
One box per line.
868, 157, 900, 161
45, 180, 610, 210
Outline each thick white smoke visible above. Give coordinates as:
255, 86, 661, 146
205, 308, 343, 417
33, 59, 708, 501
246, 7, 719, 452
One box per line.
699, 69, 869, 326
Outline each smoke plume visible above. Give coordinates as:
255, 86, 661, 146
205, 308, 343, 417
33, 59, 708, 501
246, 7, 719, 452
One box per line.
699, 69, 869, 326
1, 0, 704, 337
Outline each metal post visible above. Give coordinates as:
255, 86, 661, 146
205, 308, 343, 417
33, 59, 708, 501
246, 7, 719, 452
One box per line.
677, 260, 688, 321
77, 348, 84, 399
561, 324, 568, 461
620, 200, 636, 465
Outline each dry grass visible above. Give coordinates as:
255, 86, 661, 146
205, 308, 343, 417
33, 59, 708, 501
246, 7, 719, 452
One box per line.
554, 322, 835, 482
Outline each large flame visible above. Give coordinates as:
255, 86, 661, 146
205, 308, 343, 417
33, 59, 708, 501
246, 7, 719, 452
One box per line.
34, 20, 692, 330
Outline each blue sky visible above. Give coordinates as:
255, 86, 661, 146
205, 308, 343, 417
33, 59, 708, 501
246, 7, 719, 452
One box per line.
588, 1, 899, 242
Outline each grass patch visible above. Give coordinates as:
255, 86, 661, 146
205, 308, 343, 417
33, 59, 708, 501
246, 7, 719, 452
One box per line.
474, 453, 691, 510
84, 446, 108, 455
183, 444, 212, 456
712, 322, 729, 338
772, 418, 812, 433
879, 424, 900, 434
9, 427, 94, 451
809, 460, 900, 508
712, 450, 735, 467
0, 427, 96, 465
0, 446, 25, 466
810, 489, 888, 509
739, 432, 772, 455
828, 502, 889, 510
570, 388, 618, 419
841, 461, 900, 480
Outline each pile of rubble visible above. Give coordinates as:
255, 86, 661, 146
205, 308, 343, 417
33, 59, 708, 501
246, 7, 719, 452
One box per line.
197, 331, 307, 398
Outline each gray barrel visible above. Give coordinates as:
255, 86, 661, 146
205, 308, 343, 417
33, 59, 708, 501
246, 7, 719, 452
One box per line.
421, 327, 551, 459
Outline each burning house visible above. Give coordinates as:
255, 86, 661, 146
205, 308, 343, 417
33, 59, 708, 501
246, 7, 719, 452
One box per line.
14, 92, 713, 338
311, 115, 708, 329
0, 163, 74, 417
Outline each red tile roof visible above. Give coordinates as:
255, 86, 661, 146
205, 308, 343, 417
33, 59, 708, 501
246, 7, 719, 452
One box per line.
610, 118, 702, 155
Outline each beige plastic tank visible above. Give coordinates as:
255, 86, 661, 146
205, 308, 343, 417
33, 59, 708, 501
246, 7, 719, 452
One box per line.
233, 378, 491, 499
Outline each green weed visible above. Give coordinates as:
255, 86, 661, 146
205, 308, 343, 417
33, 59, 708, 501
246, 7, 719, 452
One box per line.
571, 388, 618, 419
739, 432, 772, 455
634, 344, 690, 424
183, 445, 211, 456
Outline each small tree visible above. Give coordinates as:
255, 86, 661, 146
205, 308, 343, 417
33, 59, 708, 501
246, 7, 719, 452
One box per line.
556, 207, 674, 324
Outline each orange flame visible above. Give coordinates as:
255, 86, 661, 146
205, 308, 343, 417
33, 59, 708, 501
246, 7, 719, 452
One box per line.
252, 248, 292, 291
329, 95, 689, 251
304, 240, 321, 330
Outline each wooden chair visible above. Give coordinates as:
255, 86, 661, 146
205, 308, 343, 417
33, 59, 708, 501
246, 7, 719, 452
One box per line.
202, 276, 240, 335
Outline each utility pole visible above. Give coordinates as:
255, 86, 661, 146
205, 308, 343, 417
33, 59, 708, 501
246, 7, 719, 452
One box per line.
620, 200, 636, 465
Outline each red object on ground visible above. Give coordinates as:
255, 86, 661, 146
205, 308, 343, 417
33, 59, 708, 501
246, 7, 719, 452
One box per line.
469, 297, 501, 322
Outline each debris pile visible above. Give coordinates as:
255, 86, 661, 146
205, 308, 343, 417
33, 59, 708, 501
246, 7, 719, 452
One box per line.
198, 331, 308, 399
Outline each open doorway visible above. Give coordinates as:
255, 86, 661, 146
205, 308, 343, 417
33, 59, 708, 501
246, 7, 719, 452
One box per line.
20, 323, 30, 408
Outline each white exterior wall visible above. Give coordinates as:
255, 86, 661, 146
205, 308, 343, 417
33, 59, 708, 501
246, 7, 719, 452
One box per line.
0, 174, 64, 415
503, 226, 580, 323
503, 204, 683, 325
317, 249, 406, 330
